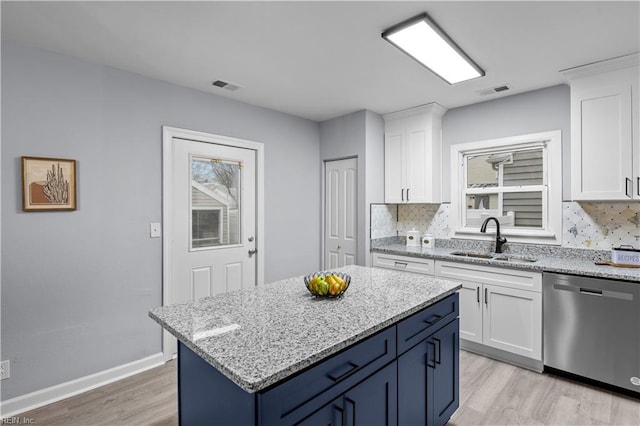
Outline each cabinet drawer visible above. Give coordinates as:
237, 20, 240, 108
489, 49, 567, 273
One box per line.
259, 326, 396, 424
372, 252, 435, 275
397, 293, 459, 355
436, 261, 542, 292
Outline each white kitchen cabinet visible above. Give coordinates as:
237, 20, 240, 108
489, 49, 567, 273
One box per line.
562, 53, 640, 200
371, 252, 435, 275
482, 284, 541, 359
383, 104, 446, 204
435, 260, 542, 361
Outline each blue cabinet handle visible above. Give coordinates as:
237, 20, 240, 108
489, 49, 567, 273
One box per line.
426, 341, 436, 368
434, 338, 441, 365
422, 314, 442, 325
327, 361, 359, 382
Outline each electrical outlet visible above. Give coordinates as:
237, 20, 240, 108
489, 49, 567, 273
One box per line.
0, 360, 10, 380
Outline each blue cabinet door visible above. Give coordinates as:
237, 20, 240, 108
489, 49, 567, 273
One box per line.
397, 338, 430, 425
430, 318, 459, 426
294, 396, 343, 426
343, 361, 397, 426
292, 362, 397, 426
398, 318, 459, 426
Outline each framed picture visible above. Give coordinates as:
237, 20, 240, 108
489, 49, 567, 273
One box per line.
22, 156, 77, 211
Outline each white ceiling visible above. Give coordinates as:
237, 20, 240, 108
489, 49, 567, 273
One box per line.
2, 1, 639, 122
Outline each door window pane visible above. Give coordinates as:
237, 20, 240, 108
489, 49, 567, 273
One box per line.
192, 210, 221, 248
191, 157, 241, 249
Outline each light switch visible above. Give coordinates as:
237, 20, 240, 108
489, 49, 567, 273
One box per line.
150, 223, 161, 238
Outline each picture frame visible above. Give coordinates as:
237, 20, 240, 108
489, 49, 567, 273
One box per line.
22, 156, 77, 211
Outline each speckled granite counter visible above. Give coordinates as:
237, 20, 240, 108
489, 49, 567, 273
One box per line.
149, 264, 461, 393
372, 240, 640, 282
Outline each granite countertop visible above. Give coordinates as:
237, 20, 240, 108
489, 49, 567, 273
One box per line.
149, 264, 461, 393
372, 243, 640, 282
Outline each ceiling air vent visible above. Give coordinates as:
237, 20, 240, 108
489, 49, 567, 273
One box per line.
212, 80, 241, 91
477, 84, 510, 97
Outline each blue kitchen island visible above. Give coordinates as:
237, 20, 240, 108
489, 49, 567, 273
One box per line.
149, 265, 462, 425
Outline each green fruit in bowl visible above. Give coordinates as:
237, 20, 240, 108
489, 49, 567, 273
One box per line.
316, 280, 329, 296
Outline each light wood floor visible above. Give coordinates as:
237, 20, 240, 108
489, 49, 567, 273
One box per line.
17, 350, 640, 425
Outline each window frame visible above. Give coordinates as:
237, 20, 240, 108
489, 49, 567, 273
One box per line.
450, 130, 562, 245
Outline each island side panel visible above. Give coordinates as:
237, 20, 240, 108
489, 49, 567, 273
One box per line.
178, 342, 256, 425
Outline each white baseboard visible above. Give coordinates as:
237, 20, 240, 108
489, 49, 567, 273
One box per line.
0, 352, 165, 418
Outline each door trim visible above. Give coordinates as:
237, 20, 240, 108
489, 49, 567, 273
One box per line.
161, 126, 265, 361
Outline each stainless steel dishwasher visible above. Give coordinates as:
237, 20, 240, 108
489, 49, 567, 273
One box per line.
544, 272, 640, 394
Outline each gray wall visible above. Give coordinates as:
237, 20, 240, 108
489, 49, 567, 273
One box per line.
442, 85, 571, 202
1, 41, 320, 400
319, 111, 367, 266
319, 110, 384, 266
364, 110, 385, 264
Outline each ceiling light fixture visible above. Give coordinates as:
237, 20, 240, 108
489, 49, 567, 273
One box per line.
382, 13, 485, 85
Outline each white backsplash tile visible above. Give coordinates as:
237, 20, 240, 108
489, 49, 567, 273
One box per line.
397, 204, 450, 238
563, 201, 640, 249
371, 201, 640, 250
370, 204, 397, 239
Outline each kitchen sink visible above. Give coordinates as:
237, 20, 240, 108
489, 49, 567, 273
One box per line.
449, 251, 495, 259
449, 251, 537, 263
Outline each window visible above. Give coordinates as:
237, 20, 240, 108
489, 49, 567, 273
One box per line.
190, 156, 241, 250
451, 131, 562, 245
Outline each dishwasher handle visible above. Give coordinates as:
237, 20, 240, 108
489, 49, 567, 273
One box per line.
552, 282, 633, 301
580, 287, 603, 296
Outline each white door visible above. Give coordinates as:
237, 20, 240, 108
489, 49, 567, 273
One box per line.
173, 138, 256, 303
325, 158, 357, 269
162, 127, 264, 360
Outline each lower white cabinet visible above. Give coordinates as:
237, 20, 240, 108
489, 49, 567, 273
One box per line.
371, 252, 435, 275
436, 261, 542, 361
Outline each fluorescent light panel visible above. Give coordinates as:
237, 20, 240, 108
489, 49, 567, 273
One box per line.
382, 13, 484, 84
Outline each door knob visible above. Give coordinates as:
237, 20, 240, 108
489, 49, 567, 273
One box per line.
248, 248, 257, 257
248, 236, 254, 242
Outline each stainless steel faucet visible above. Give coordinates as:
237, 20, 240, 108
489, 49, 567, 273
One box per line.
480, 217, 507, 253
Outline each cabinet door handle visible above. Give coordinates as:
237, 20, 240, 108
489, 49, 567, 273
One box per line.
344, 397, 356, 426
626, 178, 632, 198
327, 362, 359, 382
401, 188, 405, 201
426, 341, 436, 368
484, 288, 488, 305
476, 286, 480, 303
334, 404, 345, 426
394, 261, 408, 269
636, 177, 639, 197
434, 338, 441, 365
406, 188, 410, 202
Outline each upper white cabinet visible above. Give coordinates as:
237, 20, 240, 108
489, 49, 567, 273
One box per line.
563, 53, 639, 200
383, 104, 447, 203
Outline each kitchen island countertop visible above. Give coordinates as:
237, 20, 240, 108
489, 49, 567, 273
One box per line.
149, 264, 461, 393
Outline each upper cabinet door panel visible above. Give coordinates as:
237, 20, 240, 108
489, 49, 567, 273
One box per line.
572, 83, 633, 200
566, 56, 639, 201
383, 104, 446, 204
384, 132, 405, 203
